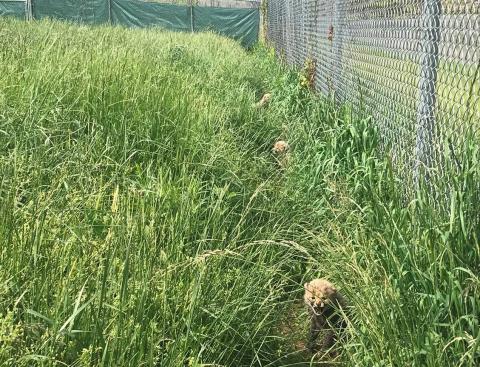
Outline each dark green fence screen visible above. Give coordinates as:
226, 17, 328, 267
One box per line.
32, 0, 109, 24
111, 1, 191, 32
0, 0, 25, 18
194, 6, 258, 48
1, 0, 259, 47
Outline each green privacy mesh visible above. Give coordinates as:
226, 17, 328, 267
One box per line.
111, 0, 191, 32
2, 0, 259, 47
194, 6, 259, 47
0, 0, 25, 18
32, 0, 109, 24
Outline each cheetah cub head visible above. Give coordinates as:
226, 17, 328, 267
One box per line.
272, 140, 289, 154
304, 278, 338, 314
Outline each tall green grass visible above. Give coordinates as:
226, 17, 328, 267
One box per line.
0, 19, 478, 366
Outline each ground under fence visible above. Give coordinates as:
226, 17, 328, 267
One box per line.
266, 0, 479, 193
0, 0, 260, 47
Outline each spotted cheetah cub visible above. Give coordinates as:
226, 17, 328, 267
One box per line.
304, 278, 347, 353
272, 140, 290, 169
272, 140, 289, 154
254, 93, 272, 108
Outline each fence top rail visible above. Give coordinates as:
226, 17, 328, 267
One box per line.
154, 0, 260, 8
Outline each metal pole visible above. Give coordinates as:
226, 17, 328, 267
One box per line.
108, 0, 112, 24
25, 0, 33, 20
190, 0, 194, 33
332, 0, 345, 103
414, 0, 441, 187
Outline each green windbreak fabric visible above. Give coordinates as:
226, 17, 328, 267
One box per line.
0, 1, 25, 18
111, 0, 190, 32
1, 0, 259, 48
194, 6, 258, 48
33, 0, 108, 24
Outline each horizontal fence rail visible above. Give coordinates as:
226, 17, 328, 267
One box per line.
266, 0, 479, 195
157, 0, 261, 8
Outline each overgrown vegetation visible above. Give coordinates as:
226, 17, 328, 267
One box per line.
0, 19, 479, 366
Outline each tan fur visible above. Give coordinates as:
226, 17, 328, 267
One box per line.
272, 140, 290, 169
272, 140, 289, 154
255, 93, 272, 108
304, 279, 346, 353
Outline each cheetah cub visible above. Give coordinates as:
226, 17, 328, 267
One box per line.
304, 278, 347, 353
272, 140, 289, 154
254, 93, 272, 108
272, 140, 290, 169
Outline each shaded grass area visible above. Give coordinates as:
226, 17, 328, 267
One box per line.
0, 19, 479, 367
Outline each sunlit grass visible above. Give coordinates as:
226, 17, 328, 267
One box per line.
0, 18, 479, 367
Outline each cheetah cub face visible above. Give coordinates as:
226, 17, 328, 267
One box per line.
272, 140, 289, 155
304, 279, 338, 314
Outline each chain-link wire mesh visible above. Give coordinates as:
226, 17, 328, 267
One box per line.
266, 0, 479, 193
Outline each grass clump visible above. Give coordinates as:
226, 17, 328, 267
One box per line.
1, 19, 479, 367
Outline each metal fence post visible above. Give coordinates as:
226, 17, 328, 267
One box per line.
108, 0, 112, 24
414, 0, 441, 187
25, 0, 33, 20
332, 0, 345, 103
190, 0, 195, 33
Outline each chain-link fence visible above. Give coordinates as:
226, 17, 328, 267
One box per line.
266, 0, 479, 191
